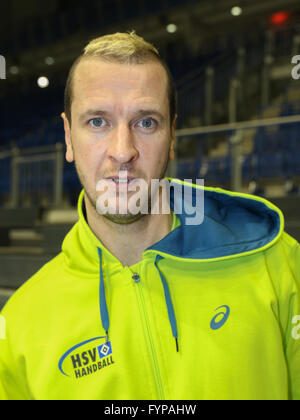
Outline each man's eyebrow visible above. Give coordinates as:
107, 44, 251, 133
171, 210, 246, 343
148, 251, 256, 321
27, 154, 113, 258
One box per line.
135, 109, 165, 120
79, 109, 109, 122
79, 108, 165, 122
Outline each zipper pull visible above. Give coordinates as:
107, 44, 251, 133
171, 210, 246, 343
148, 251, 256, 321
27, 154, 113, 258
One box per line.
132, 273, 140, 283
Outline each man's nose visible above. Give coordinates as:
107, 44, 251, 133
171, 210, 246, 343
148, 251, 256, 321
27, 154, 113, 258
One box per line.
107, 122, 139, 165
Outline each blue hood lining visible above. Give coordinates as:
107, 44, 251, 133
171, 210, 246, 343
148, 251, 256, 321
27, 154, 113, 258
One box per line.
147, 184, 281, 259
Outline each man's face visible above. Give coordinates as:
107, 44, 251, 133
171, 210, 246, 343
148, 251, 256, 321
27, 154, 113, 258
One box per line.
61, 57, 176, 224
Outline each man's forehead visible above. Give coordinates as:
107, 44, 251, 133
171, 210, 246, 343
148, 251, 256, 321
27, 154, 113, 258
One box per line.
72, 57, 168, 99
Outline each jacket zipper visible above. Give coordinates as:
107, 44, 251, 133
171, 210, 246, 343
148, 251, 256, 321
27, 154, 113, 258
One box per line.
132, 271, 165, 400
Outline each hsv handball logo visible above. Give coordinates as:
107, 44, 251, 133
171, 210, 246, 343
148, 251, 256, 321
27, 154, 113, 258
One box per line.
58, 337, 115, 379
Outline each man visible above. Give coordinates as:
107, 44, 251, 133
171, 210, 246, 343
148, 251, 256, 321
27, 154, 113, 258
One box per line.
1, 31, 300, 400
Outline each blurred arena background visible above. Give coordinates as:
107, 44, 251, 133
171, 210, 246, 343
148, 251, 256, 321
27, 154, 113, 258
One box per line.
0, 0, 300, 309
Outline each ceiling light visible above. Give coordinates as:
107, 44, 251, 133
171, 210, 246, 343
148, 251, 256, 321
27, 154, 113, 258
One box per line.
166, 24, 177, 33
37, 76, 49, 88
231, 6, 242, 17
9, 66, 19, 75
45, 56, 55, 65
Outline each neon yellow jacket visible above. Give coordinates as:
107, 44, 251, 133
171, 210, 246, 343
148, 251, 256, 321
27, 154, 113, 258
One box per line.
1, 179, 300, 400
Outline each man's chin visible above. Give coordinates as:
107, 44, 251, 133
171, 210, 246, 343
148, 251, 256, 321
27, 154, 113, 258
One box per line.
102, 212, 145, 225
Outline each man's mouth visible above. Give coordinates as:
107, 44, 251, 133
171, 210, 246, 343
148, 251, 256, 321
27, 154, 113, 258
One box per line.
106, 177, 136, 184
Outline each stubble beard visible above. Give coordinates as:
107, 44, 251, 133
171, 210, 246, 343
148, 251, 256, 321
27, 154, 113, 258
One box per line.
74, 151, 171, 225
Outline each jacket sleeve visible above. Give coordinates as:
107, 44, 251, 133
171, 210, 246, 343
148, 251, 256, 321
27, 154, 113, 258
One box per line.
270, 232, 300, 400
0, 309, 31, 400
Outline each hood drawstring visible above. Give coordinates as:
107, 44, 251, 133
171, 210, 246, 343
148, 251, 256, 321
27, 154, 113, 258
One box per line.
97, 248, 179, 352
154, 254, 179, 352
97, 248, 110, 343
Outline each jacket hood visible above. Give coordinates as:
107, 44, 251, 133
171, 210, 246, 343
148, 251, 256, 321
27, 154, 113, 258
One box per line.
146, 178, 284, 261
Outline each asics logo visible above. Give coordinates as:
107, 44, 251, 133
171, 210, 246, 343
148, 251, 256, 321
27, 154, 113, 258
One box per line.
210, 305, 230, 330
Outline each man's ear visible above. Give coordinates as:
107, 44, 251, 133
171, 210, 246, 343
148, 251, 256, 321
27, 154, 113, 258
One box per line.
169, 114, 177, 161
61, 112, 74, 163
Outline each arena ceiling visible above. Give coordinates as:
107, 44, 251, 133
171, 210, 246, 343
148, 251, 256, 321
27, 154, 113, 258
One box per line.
1, 0, 300, 88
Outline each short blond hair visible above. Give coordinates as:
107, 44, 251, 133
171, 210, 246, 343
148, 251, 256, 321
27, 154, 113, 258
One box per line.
83, 31, 159, 61
64, 31, 177, 125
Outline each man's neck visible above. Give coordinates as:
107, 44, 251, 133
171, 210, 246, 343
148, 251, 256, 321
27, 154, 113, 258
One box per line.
84, 193, 173, 267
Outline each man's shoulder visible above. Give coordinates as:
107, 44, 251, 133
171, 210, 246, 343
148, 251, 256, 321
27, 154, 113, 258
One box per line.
280, 230, 300, 271
263, 230, 300, 287
273, 230, 300, 256
1, 252, 65, 316
263, 229, 299, 261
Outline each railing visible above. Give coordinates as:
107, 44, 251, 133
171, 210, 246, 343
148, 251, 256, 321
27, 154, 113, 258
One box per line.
176, 22, 300, 129
0, 144, 64, 208
167, 114, 300, 195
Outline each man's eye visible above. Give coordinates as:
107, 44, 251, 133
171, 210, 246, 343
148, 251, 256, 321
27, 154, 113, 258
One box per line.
88, 118, 106, 128
137, 118, 157, 130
